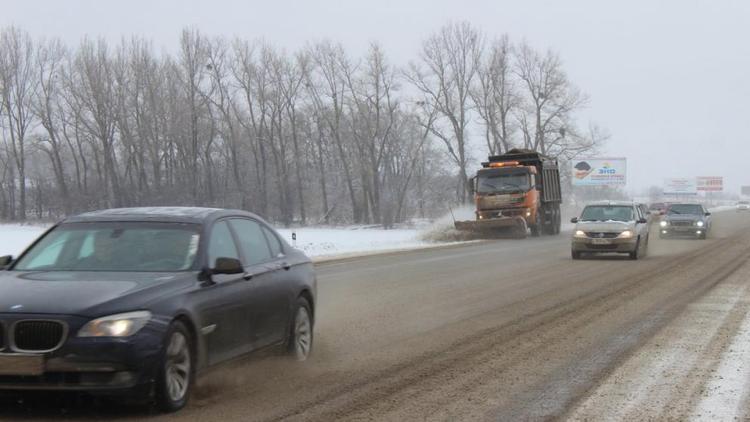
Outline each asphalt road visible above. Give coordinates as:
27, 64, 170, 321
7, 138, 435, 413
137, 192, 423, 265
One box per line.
3, 210, 750, 421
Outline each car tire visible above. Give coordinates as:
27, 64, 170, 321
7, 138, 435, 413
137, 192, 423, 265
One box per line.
287, 297, 314, 361
155, 320, 194, 413
629, 238, 641, 260
571, 250, 581, 260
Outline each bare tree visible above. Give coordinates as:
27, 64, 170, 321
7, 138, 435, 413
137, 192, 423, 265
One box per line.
406, 21, 483, 202
0, 27, 38, 219
514, 41, 589, 157
471, 35, 518, 155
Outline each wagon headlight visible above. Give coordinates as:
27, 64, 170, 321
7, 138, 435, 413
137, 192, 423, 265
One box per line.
574, 230, 586, 238
659, 220, 668, 227
617, 230, 633, 239
78, 311, 152, 337
696, 221, 704, 227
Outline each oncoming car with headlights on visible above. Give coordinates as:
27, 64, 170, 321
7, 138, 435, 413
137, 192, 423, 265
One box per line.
658, 203, 711, 239
0, 207, 316, 412
570, 201, 650, 260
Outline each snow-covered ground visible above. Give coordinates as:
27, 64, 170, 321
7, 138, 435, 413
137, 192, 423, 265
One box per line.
0, 223, 441, 260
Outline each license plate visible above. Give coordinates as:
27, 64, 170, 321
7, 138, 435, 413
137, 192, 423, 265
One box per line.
591, 238, 611, 245
0, 354, 44, 376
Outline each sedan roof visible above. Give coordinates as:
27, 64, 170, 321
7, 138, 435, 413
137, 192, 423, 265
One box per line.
64, 207, 260, 224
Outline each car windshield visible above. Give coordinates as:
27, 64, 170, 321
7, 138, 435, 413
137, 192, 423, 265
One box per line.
579, 205, 634, 222
13, 222, 201, 272
667, 204, 703, 215
477, 171, 530, 194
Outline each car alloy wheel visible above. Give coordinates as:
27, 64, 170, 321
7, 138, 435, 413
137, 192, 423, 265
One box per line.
293, 306, 313, 361
165, 331, 191, 402
156, 321, 194, 412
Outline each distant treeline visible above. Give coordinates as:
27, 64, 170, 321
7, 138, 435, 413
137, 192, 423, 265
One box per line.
0, 22, 603, 225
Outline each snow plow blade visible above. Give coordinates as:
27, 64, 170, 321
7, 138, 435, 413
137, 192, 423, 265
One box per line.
454, 217, 528, 238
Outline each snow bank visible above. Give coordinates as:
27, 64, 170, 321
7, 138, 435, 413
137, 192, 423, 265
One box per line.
0, 223, 452, 260
0, 224, 47, 257
276, 227, 439, 258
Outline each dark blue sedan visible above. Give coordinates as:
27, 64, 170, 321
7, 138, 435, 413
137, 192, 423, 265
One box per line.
0, 207, 316, 412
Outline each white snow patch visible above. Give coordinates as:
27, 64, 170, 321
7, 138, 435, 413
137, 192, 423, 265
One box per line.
277, 227, 442, 258
689, 294, 750, 421
0, 223, 452, 260
0, 224, 48, 257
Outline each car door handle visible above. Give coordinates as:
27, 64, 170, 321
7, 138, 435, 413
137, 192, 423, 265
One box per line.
242, 273, 253, 281
280, 262, 291, 271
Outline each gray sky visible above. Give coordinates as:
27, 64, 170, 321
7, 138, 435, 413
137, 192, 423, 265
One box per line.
2, 0, 749, 194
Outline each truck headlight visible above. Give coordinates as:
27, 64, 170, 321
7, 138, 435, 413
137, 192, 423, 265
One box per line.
696, 221, 704, 227
78, 311, 152, 337
617, 230, 633, 239
574, 230, 586, 238
659, 220, 668, 227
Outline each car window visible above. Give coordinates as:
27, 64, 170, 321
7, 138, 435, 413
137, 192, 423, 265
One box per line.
14, 222, 201, 272
208, 221, 240, 267
230, 219, 273, 266
580, 205, 634, 222
263, 226, 283, 258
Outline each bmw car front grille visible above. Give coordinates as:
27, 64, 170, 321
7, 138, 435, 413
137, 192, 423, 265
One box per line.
11, 320, 67, 353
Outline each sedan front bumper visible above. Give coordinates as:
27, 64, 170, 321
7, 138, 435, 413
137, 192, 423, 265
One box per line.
571, 237, 638, 253
0, 314, 165, 393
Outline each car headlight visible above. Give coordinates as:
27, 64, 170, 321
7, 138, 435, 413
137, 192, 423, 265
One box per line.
659, 220, 668, 227
574, 230, 586, 238
617, 230, 633, 239
696, 221, 704, 227
78, 311, 152, 337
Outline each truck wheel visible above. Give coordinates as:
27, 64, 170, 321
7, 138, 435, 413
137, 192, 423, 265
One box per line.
553, 208, 561, 234
531, 207, 543, 237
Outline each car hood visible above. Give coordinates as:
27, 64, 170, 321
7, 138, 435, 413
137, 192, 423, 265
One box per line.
575, 221, 635, 232
0, 270, 193, 317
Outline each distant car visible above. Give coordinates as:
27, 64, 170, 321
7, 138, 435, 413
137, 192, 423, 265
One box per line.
648, 202, 668, 216
659, 203, 711, 239
0, 207, 316, 412
570, 201, 650, 260
737, 201, 750, 211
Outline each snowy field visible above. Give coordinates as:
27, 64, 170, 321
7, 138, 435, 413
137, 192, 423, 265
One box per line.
0, 223, 441, 260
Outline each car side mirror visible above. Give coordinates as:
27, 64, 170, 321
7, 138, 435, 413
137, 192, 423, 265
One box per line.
638, 218, 648, 224
705, 212, 711, 216
467, 176, 476, 195
570, 217, 578, 223
0, 255, 12, 269
212, 257, 244, 275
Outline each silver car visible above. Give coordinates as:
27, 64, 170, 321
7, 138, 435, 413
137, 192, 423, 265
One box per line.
570, 201, 650, 260
659, 203, 711, 239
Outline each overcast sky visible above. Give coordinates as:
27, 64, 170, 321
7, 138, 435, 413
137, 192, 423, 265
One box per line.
2, 0, 749, 194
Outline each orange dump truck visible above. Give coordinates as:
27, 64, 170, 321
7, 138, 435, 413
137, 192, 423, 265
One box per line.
455, 149, 562, 238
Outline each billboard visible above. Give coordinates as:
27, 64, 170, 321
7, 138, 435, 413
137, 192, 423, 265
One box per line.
571, 158, 626, 186
664, 178, 697, 195
696, 176, 723, 192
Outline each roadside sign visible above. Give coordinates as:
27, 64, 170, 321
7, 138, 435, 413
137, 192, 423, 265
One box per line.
664, 178, 697, 195
696, 176, 723, 192
571, 158, 626, 186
